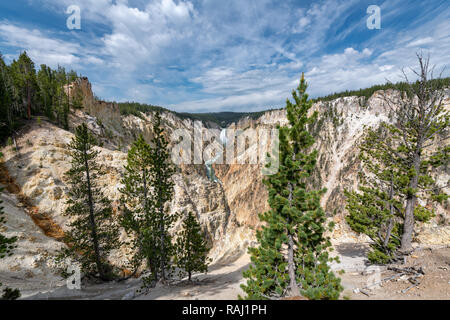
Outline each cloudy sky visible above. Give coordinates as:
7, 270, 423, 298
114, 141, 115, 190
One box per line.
0, 0, 449, 112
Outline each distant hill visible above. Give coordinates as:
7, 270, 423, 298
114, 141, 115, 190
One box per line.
175, 111, 273, 127
117, 77, 450, 127
313, 77, 450, 102
118, 102, 275, 127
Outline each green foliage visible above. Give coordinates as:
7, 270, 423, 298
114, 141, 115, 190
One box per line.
0, 52, 78, 140
367, 248, 392, 265
119, 134, 155, 277
0, 152, 20, 299
118, 102, 166, 118
345, 186, 402, 264
1, 287, 21, 300
313, 77, 450, 103
120, 112, 177, 288
118, 101, 273, 127
0, 188, 17, 259
71, 86, 84, 110
346, 55, 449, 258
414, 205, 435, 223
177, 111, 272, 127
175, 212, 210, 281
10, 52, 38, 120
56, 123, 120, 280
240, 74, 343, 300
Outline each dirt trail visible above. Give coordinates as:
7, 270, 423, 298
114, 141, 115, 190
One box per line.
21, 244, 450, 300
340, 246, 450, 300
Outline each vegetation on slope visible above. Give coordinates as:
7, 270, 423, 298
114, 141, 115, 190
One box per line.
313, 77, 450, 102
2, 51, 448, 141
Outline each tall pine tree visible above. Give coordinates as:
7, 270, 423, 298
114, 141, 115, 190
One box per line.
57, 123, 120, 280
148, 112, 177, 283
240, 74, 343, 300
175, 212, 210, 281
120, 134, 158, 280
120, 112, 177, 288
346, 54, 449, 257
10, 52, 37, 120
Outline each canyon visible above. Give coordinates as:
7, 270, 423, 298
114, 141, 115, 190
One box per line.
0, 78, 448, 299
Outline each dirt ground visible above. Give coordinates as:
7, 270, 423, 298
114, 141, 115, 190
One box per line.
339, 245, 450, 300
17, 244, 449, 300
2, 185, 448, 300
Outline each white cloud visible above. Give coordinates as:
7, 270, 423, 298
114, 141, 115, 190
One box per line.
0, 23, 81, 66
406, 37, 434, 47
172, 88, 289, 113
3, 0, 449, 112
0, 21, 108, 72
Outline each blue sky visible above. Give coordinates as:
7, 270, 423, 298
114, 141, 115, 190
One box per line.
0, 0, 449, 112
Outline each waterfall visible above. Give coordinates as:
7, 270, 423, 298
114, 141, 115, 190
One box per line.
205, 128, 227, 183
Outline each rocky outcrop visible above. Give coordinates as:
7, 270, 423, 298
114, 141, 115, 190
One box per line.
1, 78, 448, 282
214, 90, 450, 245
0, 186, 64, 298
0, 117, 250, 267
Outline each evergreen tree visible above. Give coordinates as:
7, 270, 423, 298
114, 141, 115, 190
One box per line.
346, 54, 449, 257
71, 85, 84, 110
175, 212, 210, 281
10, 52, 37, 120
345, 184, 403, 264
120, 134, 157, 280
57, 123, 120, 280
36, 64, 56, 121
0, 189, 15, 259
345, 123, 406, 263
120, 112, 177, 288
54, 66, 70, 129
0, 152, 20, 300
0, 55, 13, 138
240, 74, 343, 300
147, 112, 177, 283
0, 52, 80, 140
0, 156, 16, 261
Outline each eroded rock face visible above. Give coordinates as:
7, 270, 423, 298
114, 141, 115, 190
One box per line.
1, 78, 448, 280
0, 187, 65, 297
214, 90, 450, 245
1, 117, 250, 267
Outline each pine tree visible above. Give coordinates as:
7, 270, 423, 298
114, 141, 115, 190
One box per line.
10, 52, 37, 120
148, 112, 177, 283
0, 152, 20, 300
120, 112, 177, 288
54, 66, 70, 129
345, 184, 403, 264
57, 123, 120, 280
346, 54, 449, 258
119, 134, 157, 279
37, 64, 56, 120
175, 212, 210, 281
345, 123, 413, 263
0, 55, 13, 138
240, 74, 343, 300
71, 85, 84, 110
